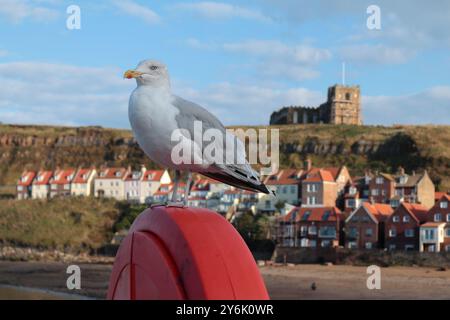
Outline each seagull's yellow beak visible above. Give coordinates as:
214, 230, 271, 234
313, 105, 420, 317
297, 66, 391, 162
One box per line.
123, 70, 144, 79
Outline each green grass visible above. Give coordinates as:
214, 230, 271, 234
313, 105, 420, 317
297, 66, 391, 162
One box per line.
0, 197, 142, 252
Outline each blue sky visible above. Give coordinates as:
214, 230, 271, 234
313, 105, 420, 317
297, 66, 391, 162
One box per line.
0, 0, 449, 128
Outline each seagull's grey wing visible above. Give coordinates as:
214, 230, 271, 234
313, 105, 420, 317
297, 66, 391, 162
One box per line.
172, 95, 226, 135
172, 95, 271, 194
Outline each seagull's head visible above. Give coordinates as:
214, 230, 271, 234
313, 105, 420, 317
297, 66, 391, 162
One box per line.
124, 60, 170, 88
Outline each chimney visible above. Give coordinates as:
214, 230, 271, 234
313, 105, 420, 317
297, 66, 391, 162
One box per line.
140, 164, 146, 174
398, 166, 405, 176
127, 165, 132, 172
412, 170, 416, 176
304, 158, 312, 171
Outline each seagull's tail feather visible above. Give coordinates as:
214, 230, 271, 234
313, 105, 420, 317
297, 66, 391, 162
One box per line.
201, 165, 272, 195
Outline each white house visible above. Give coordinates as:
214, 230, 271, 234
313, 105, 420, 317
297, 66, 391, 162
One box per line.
31, 170, 53, 199
257, 169, 302, 213
94, 167, 129, 200
140, 169, 172, 204
420, 222, 446, 253
71, 168, 97, 197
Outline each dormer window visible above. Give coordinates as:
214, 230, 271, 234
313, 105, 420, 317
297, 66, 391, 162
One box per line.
115, 172, 122, 177
100, 172, 106, 177
399, 176, 408, 184
441, 201, 448, 209
349, 187, 357, 195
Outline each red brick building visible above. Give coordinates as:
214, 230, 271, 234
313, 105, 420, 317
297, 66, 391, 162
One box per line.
368, 172, 395, 204
345, 202, 393, 250
385, 203, 429, 251
277, 207, 343, 249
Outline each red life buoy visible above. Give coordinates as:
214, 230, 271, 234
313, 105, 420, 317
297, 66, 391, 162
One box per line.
107, 205, 269, 300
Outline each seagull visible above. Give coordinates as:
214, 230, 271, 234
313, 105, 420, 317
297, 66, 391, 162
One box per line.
124, 59, 272, 204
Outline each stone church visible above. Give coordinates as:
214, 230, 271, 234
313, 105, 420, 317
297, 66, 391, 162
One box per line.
270, 84, 362, 125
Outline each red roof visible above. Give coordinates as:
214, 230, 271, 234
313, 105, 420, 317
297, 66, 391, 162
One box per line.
192, 179, 210, 191
142, 170, 165, 182
97, 168, 127, 180
17, 171, 36, 187
401, 203, 429, 223
72, 168, 95, 184
421, 222, 445, 228
154, 183, 186, 196
303, 168, 335, 183
33, 171, 53, 185
362, 202, 394, 222
435, 192, 450, 202
264, 169, 303, 185
282, 207, 342, 223
324, 167, 341, 180
51, 169, 75, 185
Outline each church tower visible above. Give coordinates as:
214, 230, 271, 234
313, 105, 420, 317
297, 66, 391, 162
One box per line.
327, 85, 362, 125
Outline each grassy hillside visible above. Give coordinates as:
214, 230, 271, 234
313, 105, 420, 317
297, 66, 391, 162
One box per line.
0, 123, 449, 192
0, 197, 122, 250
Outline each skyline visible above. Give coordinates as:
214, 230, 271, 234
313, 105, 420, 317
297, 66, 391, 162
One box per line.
0, 0, 449, 128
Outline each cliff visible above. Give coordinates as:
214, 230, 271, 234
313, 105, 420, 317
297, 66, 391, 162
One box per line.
1, 123, 449, 192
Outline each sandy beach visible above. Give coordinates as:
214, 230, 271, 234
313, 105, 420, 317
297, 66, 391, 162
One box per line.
1, 261, 450, 300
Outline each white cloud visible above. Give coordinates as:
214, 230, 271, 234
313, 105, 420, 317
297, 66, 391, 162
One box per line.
173, 1, 271, 22
339, 44, 413, 65
187, 38, 331, 81
174, 81, 324, 125
112, 0, 160, 24
363, 86, 450, 125
223, 40, 332, 65
0, 61, 133, 128
0, 0, 59, 23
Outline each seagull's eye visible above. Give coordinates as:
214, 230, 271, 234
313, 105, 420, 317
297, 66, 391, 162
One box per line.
150, 66, 158, 70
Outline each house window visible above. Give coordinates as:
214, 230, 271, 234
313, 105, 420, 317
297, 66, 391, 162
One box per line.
265, 200, 271, 209
405, 229, 414, 238
440, 201, 448, 209
446, 245, 450, 253
64, 184, 70, 190
446, 229, 450, 238
17, 186, 23, 191
308, 226, 317, 235
393, 216, 400, 223
319, 226, 336, 238
405, 245, 415, 251
300, 225, 308, 236
347, 199, 356, 208
290, 186, 296, 194
307, 196, 317, 205
434, 214, 442, 222
403, 216, 410, 223
348, 227, 358, 238
349, 187, 357, 195
371, 189, 379, 196
423, 229, 435, 241
389, 228, 397, 237
348, 242, 357, 249
321, 240, 331, 248
365, 242, 373, 249
309, 240, 317, 248
389, 244, 396, 251
300, 238, 309, 248
365, 228, 373, 237
376, 177, 384, 185
447, 214, 450, 222
282, 186, 287, 194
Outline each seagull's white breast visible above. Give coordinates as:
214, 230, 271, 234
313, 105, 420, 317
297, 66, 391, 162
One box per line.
128, 86, 180, 168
